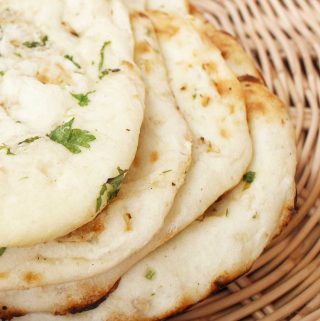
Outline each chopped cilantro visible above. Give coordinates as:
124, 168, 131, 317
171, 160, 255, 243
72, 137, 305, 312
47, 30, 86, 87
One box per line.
99, 68, 120, 79
0, 144, 15, 155
145, 268, 156, 280
23, 34, 48, 48
98, 41, 120, 79
41, 35, 49, 45
64, 55, 81, 69
252, 212, 259, 219
71, 91, 96, 107
96, 167, 128, 212
48, 118, 96, 154
18, 136, 40, 145
0, 247, 6, 256
243, 171, 256, 184
243, 171, 256, 190
98, 41, 111, 74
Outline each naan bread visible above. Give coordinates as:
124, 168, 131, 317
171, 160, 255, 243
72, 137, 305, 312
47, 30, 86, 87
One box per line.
148, 0, 189, 14
0, 7, 252, 316
123, 0, 145, 11
10, 41, 296, 321
0, 0, 145, 247
0, 9, 192, 291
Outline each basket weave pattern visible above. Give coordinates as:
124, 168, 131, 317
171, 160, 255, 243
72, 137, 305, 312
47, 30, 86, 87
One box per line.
170, 1, 320, 320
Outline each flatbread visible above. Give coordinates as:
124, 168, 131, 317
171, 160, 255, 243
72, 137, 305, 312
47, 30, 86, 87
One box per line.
11, 44, 296, 321
123, 0, 146, 11
0, 0, 145, 247
194, 16, 264, 83
0, 9, 192, 291
0, 8, 252, 316
148, 0, 189, 14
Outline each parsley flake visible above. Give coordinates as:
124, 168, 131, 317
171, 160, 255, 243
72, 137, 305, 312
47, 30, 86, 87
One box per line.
0, 247, 6, 256
98, 41, 111, 74
0, 71, 5, 76
145, 268, 156, 280
0, 144, 15, 155
48, 118, 96, 154
18, 136, 40, 145
99, 68, 120, 79
243, 171, 256, 183
64, 55, 81, 69
98, 41, 120, 79
23, 34, 48, 48
243, 171, 256, 190
252, 212, 259, 219
162, 170, 172, 174
71, 91, 96, 107
96, 167, 128, 212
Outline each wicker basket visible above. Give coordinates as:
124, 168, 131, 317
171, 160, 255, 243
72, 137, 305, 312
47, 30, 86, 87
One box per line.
169, 1, 320, 320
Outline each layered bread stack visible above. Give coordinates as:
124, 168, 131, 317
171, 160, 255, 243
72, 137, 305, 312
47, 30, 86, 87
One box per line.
0, 0, 296, 320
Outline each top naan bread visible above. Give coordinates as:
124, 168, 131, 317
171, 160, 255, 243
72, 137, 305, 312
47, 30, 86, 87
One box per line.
0, 0, 145, 247
0, 2, 253, 311
0, 9, 192, 292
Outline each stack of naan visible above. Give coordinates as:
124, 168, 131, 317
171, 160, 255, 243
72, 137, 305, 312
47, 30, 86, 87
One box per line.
0, 0, 296, 320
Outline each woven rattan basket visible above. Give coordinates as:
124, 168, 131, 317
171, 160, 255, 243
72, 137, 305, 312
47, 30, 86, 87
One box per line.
168, 1, 320, 320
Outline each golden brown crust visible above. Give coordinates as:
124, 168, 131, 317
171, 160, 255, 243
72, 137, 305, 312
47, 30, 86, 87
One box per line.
58, 213, 106, 242
148, 10, 180, 38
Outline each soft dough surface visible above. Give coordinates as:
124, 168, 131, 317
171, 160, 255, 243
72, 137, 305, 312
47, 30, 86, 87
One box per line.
0, 9, 191, 292
0, 0, 145, 247
0, 3, 253, 315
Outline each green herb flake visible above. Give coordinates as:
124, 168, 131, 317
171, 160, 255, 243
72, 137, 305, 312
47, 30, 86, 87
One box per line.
0, 144, 15, 155
0, 247, 6, 256
98, 41, 120, 79
64, 55, 81, 69
23, 34, 48, 48
98, 41, 111, 73
71, 91, 96, 107
14, 52, 22, 58
208, 207, 229, 218
162, 170, 172, 174
145, 268, 156, 281
41, 34, 49, 46
96, 167, 128, 212
99, 68, 120, 79
18, 136, 40, 145
48, 118, 96, 154
0, 71, 5, 76
252, 212, 259, 219
243, 171, 256, 184
192, 93, 197, 100
243, 171, 256, 190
